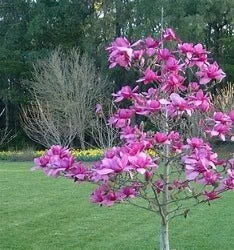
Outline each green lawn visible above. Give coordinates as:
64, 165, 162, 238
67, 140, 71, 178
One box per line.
1, 161, 234, 250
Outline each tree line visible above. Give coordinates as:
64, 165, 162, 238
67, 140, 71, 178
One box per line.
0, 0, 233, 149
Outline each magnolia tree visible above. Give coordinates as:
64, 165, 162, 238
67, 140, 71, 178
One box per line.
33, 29, 234, 250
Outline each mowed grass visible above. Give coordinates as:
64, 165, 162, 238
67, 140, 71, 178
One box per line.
0, 159, 234, 250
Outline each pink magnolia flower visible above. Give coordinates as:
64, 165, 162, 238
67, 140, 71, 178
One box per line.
119, 186, 137, 199
186, 137, 208, 150
108, 109, 135, 128
145, 36, 160, 48
154, 132, 169, 144
133, 50, 144, 60
204, 191, 220, 200
33, 145, 75, 177
96, 153, 129, 176
128, 152, 157, 174
112, 85, 138, 102
199, 170, 219, 185
137, 67, 160, 84
145, 36, 160, 56
33, 155, 50, 169
106, 37, 133, 68
168, 93, 192, 117
188, 82, 200, 91
229, 110, 234, 122
228, 158, 234, 169
125, 142, 145, 156
196, 62, 226, 84
191, 43, 208, 67
210, 124, 231, 141
188, 89, 211, 112
213, 112, 232, 124
223, 178, 234, 190
163, 57, 180, 72
90, 184, 121, 206
173, 180, 187, 190
162, 28, 179, 41
66, 162, 89, 181
144, 171, 153, 181
168, 131, 183, 153
154, 180, 164, 193
178, 43, 194, 59
96, 104, 103, 113
158, 48, 172, 61
135, 99, 161, 116
183, 156, 206, 180
162, 73, 186, 93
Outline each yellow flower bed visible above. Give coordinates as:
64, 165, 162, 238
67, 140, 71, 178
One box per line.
0, 148, 157, 161
71, 148, 105, 158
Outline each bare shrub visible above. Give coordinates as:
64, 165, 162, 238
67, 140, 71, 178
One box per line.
0, 106, 16, 146
212, 82, 234, 112
21, 48, 110, 148
89, 100, 119, 149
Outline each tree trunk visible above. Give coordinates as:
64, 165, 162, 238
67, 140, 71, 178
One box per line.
160, 219, 169, 250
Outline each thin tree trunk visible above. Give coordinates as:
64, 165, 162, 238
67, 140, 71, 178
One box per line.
79, 134, 85, 150
160, 219, 169, 250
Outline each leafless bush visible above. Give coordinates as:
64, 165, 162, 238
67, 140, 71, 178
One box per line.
89, 100, 119, 148
212, 82, 234, 112
0, 105, 16, 146
21, 48, 110, 148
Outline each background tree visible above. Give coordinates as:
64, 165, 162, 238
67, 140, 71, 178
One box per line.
21, 48, 111, 149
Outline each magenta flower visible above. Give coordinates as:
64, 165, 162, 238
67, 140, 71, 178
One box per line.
168, 131, 183, 153
145, 36, 160, 56
33, 155, 50, 169
119, 186, 137, 199
229, 110, 234, 123
188, 89, 211, 112
210, 124, 231, 141
188, 82, 200, 91
173, 180, 187, 190
178, 43, 194, 59
162, 73, 186, 93
162, 28, 178, 41
163, 57, 180, 72
158, 48, 172, 61
33, 145, 75, 177
95, 104, 103, 113
154, 180, 164, 193
191, 43, 208, 67
108, 109, 135, 128
137, 67, 160, 84
196, 62, 226, 84
154, 132, 169, 144
97, 154, 129, 176
135, 99, 161, 115
133, 50, 144, 60
199, 170, 219, 185
168, 93, 192, 117
90, 184, 121, 206
213, 112, 232, 124
186, 137, 207, 150
145, 36, 160, 48
128, 152, 157, 174
120, 126, 139, 141
66, 162, 89, 181
204, 191, 220, 201
106, 37, 133, 68
144, 171, 153, 181
112, 86, 138, 102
